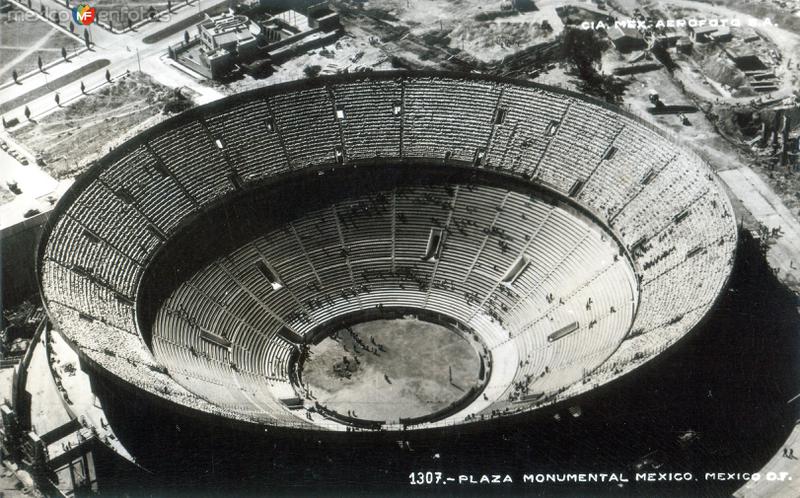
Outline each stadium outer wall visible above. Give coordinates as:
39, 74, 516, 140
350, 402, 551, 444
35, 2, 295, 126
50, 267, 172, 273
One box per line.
33, 70, 739, 438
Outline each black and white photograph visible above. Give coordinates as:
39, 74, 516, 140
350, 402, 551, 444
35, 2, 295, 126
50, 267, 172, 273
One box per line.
0, 0, 799, 495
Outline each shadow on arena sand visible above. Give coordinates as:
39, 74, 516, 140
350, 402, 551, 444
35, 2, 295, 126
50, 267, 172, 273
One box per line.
86, 230, 800, 498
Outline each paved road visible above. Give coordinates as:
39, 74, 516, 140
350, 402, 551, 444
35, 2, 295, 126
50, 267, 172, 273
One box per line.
719, 167, 800, 287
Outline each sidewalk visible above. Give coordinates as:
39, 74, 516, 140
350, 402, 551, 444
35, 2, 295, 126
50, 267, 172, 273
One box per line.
719, 167, 800, 287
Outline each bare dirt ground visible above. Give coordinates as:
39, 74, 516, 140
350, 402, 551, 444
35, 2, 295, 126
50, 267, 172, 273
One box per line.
0, 6, 82, 82
765, 169, 800, 218
10, 71, 192, 179
0, 470, 39, 497
337, 0, 559, 64
688, 0, 800, 35
665, 1, 800, 99
302, 318, 481, 422
447, 15, 556, 63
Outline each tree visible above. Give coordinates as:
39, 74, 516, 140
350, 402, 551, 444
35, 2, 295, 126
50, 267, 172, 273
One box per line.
24, 106, 31, 120
61, 47, 68, 61
561, 27, 627, 104
105, 69, 111, 82
303, 64, 322, 79
562, 27, 602, 81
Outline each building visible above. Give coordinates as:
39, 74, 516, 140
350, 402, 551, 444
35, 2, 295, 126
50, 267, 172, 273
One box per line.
607, 25, 646, 52
710, 25, 732, 42
510, 0, 537, 11
676, 36, 693, 54
196, 13, 263, 78
256, 7, 342, 64
169, 2, 342, 79
724, 45, 767, 71
308, 2, 341, 31
687, 24, 731, 43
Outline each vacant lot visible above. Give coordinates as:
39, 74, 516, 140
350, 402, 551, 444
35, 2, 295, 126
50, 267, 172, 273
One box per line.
11, 71, 193, 179
342, 0, 561, 64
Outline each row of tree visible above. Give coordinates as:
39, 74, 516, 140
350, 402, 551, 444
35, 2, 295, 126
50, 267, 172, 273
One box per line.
6, 69, 113, 125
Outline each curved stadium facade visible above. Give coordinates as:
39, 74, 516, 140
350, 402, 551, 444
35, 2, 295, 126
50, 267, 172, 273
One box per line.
36, 71, 738, 433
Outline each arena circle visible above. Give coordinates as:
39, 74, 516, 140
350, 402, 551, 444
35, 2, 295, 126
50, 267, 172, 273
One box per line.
37, 70, 738, 433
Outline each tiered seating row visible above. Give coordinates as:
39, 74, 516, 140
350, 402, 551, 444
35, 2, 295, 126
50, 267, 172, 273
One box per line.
204, 98, 289, 183
403, 78, 500, 162
536, 104, 624, 192
269, 88, 340, 167
99, 144, 197, 235
332, 80, 402, 160
149, 184, 637, 423
148, 120, 234, 206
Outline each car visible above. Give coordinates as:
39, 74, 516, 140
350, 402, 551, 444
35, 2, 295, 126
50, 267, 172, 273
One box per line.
7, 182, 21, 195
